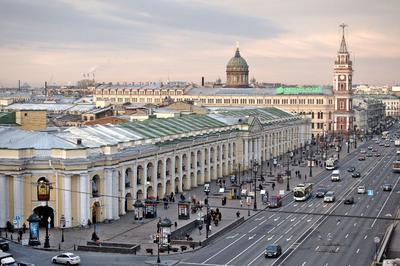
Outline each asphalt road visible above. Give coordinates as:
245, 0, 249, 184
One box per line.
7, 136, 400, 266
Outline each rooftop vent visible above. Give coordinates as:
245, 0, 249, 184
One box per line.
77, 138, 82, 145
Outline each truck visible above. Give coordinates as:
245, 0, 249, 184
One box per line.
0, 252, 17, 266
331, 169, 341, 182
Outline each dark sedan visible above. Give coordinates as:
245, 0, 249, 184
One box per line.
347, 167, 356, 172
265, 244, 282, 258
352, 171, 361, 178
315, 187, 328, 198
358, 156, 366, 161
344, 197, 354, 205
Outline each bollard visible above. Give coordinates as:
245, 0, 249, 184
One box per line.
74, 244, 76, 251
59, 243, 61, 250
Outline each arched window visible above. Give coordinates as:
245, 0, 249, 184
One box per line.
92, 175, 100, 197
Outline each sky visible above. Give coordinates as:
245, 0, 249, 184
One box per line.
0, 0, 399, 87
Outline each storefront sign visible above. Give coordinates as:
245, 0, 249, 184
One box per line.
276, 87, 324, 95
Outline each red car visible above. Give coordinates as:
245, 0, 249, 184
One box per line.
267, 196, 282, 208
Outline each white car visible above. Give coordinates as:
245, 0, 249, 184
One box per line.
357, 186, 366, 194
324, 191, 335, 203
52, 253, 80, 265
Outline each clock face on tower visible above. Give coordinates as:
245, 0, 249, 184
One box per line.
339, 75, 345, 80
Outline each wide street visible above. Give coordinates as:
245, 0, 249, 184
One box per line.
7, 135, 400, 266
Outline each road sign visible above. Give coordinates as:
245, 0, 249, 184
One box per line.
368, 189, 374, 196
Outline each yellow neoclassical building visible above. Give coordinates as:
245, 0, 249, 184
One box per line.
0, 108, 310, 229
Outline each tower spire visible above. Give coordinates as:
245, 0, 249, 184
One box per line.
339, 23, 348, 53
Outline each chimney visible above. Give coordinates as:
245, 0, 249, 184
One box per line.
77, 138, 82, 145
201, 76, 205, 86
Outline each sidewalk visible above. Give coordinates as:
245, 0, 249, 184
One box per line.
2, 139, 365, 255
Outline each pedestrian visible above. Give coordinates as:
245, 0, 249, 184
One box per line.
272, 182, 275, 191
304, 174, 307, 180
240, 199, 243, 207
174, 221, 178, 229
22, 223, 27, 234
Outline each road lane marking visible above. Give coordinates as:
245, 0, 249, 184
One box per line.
248, 234, 256, 240
255, 216, 265, 221
345, 212, 348, 215
337, 221, 341, 225
361, 213, 364, 216
259, 220, 267, 225
345, 233, 349, 239
356, 248, 360, 254
371, 176, 400, 228
301, 262, 307, 266
286, 235, 293, 241
354, 223, 357, 227
226, 233, 239, 239
308, 203, 313, 207
277, 220, 285, 226
324, 263, 328, 266
267, 227, 276, 234
226, 235, 265, 265
307, 218, 312, 222
248, 226, 257, 233
366, 205, 369, 208
364, 235, 368, 239
290, 218, 296, 222
202, 234, 246, 263
267, 235, 275, 241
275, 235, 283, 243
335, 247, 340, 252
274, 217, 280, 222
315, 246, 319, 251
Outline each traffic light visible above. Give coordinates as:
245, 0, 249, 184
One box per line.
155, 233, 160, 243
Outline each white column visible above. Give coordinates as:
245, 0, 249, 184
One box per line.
153, 159, 158, 198
0, 174, 8, 228
206, 149, 211, 182
112, 170, 119, 220
13, 175, 24, 229
79, 173, 89, 226
178, 155, 183, 192
171, 156, 176, 193
244, 139, 249, 168
143, 164, 148, 199
199, 150, 205, 184
193, 151, 198, 187
120, 167, 126, 215
162, 158, 167, 197
218, 145, 223, 177
132, 164, 138, 201
104, 169, 113, 220
212, 148, 218, 180
249, 139, 253, 163
63, 175, 72, 227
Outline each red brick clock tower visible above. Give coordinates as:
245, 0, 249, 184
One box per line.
333, 24, 354, 135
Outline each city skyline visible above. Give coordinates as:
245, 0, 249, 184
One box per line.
1, 0, 399, 87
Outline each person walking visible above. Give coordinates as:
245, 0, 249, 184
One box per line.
240, 199, 243, 208
304, 174, 307, 180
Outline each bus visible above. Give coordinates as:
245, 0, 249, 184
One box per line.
392, 150, 400, 173
293, 183, 313, 201
325, 157, 338, 170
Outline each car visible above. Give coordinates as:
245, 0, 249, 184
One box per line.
366, 153, 373, 157
372, 148, 378, 152
385, 143, 391, 147
357, 186, 366, 194
324, 191, 335, 203
344, 197, 354, 205
347, 166, 356, 172
315, 187, 328, 198
352, 171, 361, 178
17, 262, 36, 266
0, 239, 9, 251
374, 153, 381, 157
267, 196, 282, 208
360, 149, 366, 154
265, 244, 282, 258
368, 146, 373, 150
358, 156, 366, 161
379, 142, 385, 146
51, 253, 80, 265
383, 184, 392, 191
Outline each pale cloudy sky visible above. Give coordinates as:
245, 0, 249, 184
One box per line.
0, 0, 399, 87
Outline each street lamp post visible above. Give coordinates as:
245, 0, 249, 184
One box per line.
60, 215, 65, 243
156, 219, 161, 264
44, 207, 51, 248
286, 150, 291, 191
252, 160, 258, 211
347, 128, 350, 153
204, 184, 210, 239
308, 144, 313, 178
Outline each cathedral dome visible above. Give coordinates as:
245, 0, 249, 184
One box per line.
227, 48, 248, 70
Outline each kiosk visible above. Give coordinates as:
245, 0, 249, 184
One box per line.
177, 201, 190, 220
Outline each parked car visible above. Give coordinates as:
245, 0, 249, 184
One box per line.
0, 239, 9, 251
383, 184, 392, 191
51, 253, 80, 265
347, 166, 356, 172
265, 244, 282, 258
344, 197, 354, 205
357, 186, 366, 194
18, 262, 36, 266
316, 187, 328, 198
324, 191, 335, 203
351, 171, 361, 178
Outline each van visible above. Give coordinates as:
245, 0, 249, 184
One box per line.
331, 170, 340, 182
